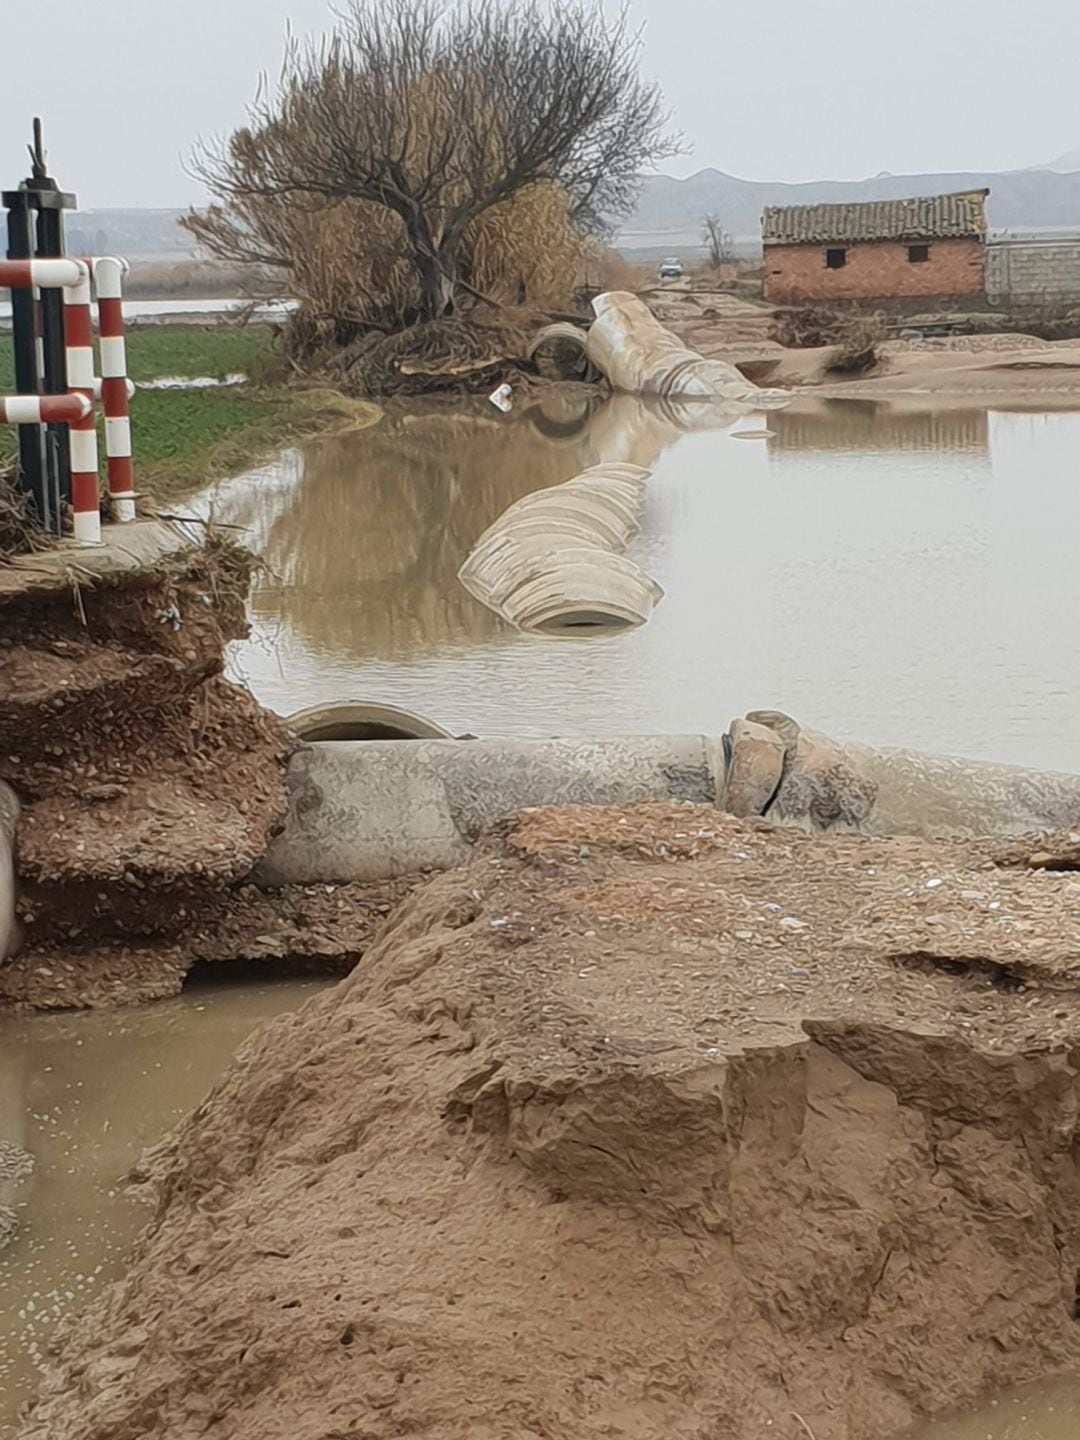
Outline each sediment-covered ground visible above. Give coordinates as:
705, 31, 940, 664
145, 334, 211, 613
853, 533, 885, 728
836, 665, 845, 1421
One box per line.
24, 803, 1080, 1440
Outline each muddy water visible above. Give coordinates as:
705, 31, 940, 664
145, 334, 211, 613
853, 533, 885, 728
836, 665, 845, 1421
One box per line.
911, 1377, 1080, 1438
190, 394, 1080, 772
60, 391, 1076, 1440
0, 980, 328, 1435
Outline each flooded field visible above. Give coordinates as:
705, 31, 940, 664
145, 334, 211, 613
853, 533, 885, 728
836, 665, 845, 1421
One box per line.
191, 394, 1080, 772
0, 981, 328, 1434
5, 392, 1080, 1436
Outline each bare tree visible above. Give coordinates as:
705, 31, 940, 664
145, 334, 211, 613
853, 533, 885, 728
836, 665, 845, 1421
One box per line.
189, 0, 678, 326
701, 214, 734, 270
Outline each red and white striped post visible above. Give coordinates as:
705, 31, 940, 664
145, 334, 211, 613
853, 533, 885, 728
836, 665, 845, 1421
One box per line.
0, 394, 91, 424
92, 256, 135, 523
60, 259, 100, 545
0, 258, 87, 291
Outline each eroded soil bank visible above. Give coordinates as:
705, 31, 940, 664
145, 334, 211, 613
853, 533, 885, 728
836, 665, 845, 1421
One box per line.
0, 535, 417, 1006
23, 803, 1080, 1440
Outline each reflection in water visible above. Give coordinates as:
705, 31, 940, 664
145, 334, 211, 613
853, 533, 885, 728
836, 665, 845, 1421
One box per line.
191, 396, 1080, 772
770, 397, 990, 453
198, 395, 761, 662
0, 982, 329, 1434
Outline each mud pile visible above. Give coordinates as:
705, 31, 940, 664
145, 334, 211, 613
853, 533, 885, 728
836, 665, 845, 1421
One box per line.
24, 804, 1080, 1440
0, 537, 292, 1003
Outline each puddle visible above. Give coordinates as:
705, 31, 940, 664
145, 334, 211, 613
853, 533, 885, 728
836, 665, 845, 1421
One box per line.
192, 394, 1080, 773
0, 979, 329, 1434
138, 371, 246, 390
0, 298, 295, 324
910, 1375, 1080, 1438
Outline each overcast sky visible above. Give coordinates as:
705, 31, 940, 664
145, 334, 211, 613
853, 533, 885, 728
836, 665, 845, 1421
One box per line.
1, 0, 1077, 209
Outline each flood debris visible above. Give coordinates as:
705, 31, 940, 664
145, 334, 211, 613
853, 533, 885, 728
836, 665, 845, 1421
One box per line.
458, 461, 663, 634
20, 803, 1080, 1440
587, 290, 792, 404
723, 709, 1080, 838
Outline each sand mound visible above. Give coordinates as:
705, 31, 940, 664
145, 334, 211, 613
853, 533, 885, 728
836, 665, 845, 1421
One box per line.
23, 803, 1080, 1439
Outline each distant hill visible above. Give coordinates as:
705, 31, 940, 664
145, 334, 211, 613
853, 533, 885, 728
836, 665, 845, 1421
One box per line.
1046, 146, 1080, 173
620, 166, 1080, 248
66, 209, 190, 260
57, 162, 1080, 265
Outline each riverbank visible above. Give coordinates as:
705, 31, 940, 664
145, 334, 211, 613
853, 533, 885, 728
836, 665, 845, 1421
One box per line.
20, 801, 1080, 1440
643, 282, 1080, 404
0, 325, 376, 507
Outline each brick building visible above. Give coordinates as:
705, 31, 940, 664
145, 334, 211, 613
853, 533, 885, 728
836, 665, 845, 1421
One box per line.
761, 190, 989, 304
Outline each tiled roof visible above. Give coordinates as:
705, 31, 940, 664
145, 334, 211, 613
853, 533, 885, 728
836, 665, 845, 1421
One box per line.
761, 190, 989, 245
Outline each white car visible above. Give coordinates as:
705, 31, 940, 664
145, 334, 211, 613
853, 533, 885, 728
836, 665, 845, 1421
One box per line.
658, 257, 684, 279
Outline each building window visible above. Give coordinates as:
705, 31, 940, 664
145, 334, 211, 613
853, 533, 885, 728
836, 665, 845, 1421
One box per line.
825, 247, 847, 269
908, 244, 930, 263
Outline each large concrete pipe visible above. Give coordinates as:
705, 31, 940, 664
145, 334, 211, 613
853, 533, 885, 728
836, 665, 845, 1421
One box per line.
287, 701, 451, 742
256, 720, 1080, 888
0, 782, 19, 963
498, 550, 663, 633
587, 291, 791, 405
255, 734, 726, 884
724, 710, 1080, 838
458, 462, 662, 635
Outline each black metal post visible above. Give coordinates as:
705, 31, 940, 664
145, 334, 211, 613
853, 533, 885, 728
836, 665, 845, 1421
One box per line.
34, 195, 72, 520
1, 120, 78, 536
2, 188, 49, 526
27, 119, 74, 528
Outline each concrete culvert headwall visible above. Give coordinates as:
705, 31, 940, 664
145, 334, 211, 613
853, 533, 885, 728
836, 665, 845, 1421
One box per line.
458, 462, 663, 635
287, 701, 452, 743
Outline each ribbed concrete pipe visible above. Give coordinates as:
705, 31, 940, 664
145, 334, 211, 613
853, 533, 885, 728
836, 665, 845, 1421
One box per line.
500, 551, 663, 633
725, 710, 1080, 838
459, 462, 661, 634
287, 701, 452, 742
255, 734, 727, 885
0, 783, 19, 963
587, 291, 791, 406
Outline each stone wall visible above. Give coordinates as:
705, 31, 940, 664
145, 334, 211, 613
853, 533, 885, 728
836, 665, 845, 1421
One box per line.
763, 237, 985, 304
985, 235, 1080, 305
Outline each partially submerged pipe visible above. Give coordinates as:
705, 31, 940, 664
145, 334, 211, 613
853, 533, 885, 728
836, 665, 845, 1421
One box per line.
459, 462, 663, 635
586, 290, 791, 406
256, 720, 1080, 886
255, 734, 725, 884
288, 701, 451, 742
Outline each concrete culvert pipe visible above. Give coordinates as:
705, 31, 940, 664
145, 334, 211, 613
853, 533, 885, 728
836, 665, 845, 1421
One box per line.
721, 709, 1080, 838
587, 290, 792, 406
257, 719, 1080, 888
526, 321, 598, 382
256, 733, 728, 884
459, 462, 662, 635
286, 701, 452, 742
501, 550, 663, 634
